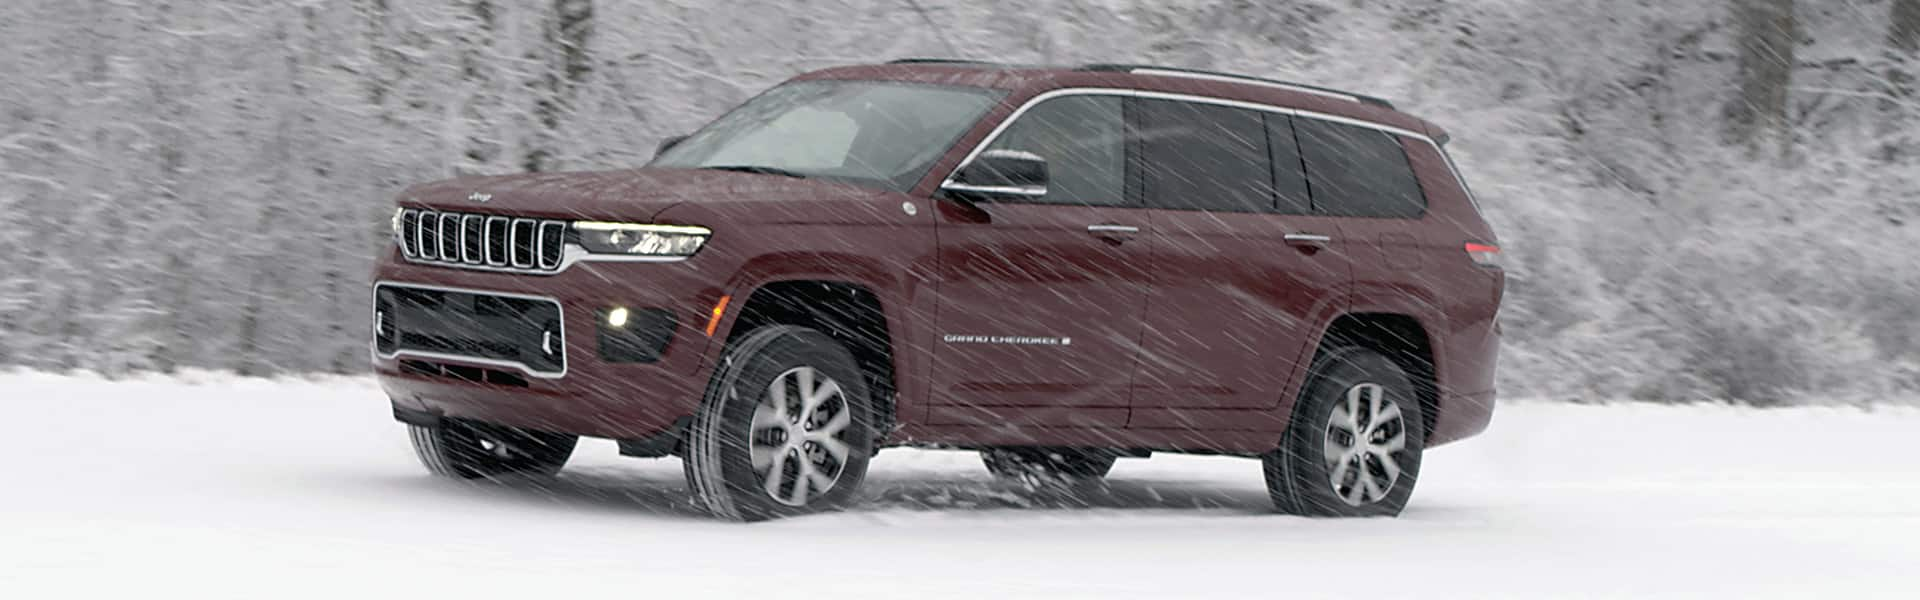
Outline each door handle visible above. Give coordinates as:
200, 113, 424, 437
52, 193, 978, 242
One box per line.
1087, 224, 1141, 244
1283, 233, 1333, 247
1087, 224, 1140, 245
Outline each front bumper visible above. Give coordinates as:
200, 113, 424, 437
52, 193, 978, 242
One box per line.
372, 249, 728, 439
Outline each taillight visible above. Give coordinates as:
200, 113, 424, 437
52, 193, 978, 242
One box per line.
1465, 242, 1503, 269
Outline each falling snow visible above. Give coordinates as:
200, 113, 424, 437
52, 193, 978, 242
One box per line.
1, 1, 1915, 404
2, 0, 1918, 595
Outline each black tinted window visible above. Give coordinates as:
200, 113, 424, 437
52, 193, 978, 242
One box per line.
1295, 119, 1425, 218
983, 96, 1126, 206
1137, 99, 1273, 213
1267, 115, 1312, 215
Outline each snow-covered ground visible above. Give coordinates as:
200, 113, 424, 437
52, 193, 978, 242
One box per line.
2, 372, 1915, 599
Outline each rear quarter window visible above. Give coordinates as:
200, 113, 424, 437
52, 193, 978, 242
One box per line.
1295, 119, 1426, 219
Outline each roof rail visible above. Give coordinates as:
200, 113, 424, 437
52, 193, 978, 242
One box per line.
1078, 64, 1395, 110
886, 58, 1000, 66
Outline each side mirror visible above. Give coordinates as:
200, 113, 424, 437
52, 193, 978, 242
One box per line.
941, 150, 1049, 201
655, 134, 690, 158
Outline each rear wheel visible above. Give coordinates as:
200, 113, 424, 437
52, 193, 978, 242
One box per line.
1265, 345, 1427, 517
408, 420, 577, 479
981, 448, 1117, 486
684, 326, 875, 521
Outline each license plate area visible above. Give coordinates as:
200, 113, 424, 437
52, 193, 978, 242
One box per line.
373, 283, 566, 378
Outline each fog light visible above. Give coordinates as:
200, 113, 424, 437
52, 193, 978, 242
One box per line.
597, 307, 675, 364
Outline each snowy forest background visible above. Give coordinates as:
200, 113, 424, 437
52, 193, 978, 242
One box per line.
1, 0, 1916, 406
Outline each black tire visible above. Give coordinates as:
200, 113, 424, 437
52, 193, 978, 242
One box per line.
684, 326, 876, 521
981, 448, 1117, 485
408, 420, 577, 480
1266, 345, 1427, 517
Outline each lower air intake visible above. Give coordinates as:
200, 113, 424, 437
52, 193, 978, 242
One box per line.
374, 283, 566, 378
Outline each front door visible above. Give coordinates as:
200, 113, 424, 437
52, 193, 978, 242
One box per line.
929, 94, 1152, 428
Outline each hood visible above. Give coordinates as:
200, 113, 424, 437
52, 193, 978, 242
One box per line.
398, 167, 884, 223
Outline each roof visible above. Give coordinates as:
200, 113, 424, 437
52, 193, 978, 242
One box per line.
884, 58, 1396, 109
794, 59, 1439, 140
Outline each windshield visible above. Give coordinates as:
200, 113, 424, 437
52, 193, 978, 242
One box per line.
651, 80, 1005, 192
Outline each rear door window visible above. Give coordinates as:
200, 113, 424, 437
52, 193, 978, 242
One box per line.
1136, 99, 1274, 213
1294, 119, 1426, 218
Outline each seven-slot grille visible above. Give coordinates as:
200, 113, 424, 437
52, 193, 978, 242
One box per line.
396, 208, 568, 273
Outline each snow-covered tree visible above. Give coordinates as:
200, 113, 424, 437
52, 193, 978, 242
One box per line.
0, 0, 1912, 403
1727, 0, 1798, 156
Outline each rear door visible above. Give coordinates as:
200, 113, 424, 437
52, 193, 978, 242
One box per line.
929, 94, 1153, 428
1129, 99, 1354, 417
1291, 117, 1433, 285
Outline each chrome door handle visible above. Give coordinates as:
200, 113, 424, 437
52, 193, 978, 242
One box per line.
1087, 223, 1140, 245
1284, 233, 1333, 246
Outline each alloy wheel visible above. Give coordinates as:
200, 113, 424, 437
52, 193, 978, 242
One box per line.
1322, 383, 1409, 506
747, 367, 854, 507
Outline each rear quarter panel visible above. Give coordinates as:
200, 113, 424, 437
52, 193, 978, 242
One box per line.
1344, 139, 1502, 446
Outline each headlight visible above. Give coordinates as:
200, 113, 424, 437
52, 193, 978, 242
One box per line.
572, 221, 711, 257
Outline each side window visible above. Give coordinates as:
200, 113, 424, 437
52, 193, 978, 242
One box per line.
1267, 115, 1312, 215
1295, 119, 1426, 218
982, 95, 1126, 206
1137, 99, 1273, 213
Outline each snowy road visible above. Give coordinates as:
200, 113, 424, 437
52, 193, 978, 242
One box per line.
2, 373, 1916, 599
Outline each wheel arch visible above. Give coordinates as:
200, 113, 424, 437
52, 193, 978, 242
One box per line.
1311, 312, 1442, 440
710, 267, 904, 436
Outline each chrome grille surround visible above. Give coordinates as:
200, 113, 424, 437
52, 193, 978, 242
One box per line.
396, 208, 569, 275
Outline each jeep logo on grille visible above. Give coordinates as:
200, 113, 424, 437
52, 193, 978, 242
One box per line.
469, 192, 492, 203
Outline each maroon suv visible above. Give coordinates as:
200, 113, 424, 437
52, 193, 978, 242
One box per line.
374, 60, 1502, 521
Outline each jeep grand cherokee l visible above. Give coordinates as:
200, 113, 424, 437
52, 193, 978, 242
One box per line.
373, 60, 1503, 521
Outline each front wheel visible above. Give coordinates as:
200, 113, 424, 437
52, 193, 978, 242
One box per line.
408, 420, 577, 479
683, 326, 876, 521
1265, 345, 1427, 517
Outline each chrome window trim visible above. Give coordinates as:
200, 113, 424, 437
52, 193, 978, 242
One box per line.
1439, 147, 1485, 214
939, 87, 1473, 209
370, 281, 568, 379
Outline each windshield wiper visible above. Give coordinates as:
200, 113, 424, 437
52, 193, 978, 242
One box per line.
698, 165, 811, 179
